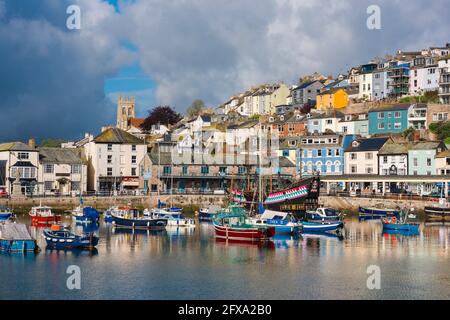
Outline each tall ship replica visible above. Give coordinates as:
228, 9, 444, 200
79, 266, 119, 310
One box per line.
230, 175, 320, 219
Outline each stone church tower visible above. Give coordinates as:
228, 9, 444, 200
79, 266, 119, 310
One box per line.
116, 96, 136, 130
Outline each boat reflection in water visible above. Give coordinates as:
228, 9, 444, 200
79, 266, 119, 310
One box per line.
74, 221, 100, 234
214, 237, 275, 250
165, 226, 196, 239
45, 246, 99, 256
382, 228, 420, 237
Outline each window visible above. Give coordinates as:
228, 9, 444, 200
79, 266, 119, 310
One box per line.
131, 155, 137, 164
326, 119, 333, 125
378, 123, 385, 130
366, 166, 373, 174
383, 156, 388, 164
394, 123, 401, 129
107, 168, 113, 176
44, 164, 54, 174
317, 150, 322, 157
427, 158, 432, 167
365, 153, 373, 160
282, 150, 289, 157
327, 149, 332, 156
44, 181, 53, 191
163, 166, 172, 175
201, 166, 209, 174
351, 165, 357, 173
107, 144, 112, 151
18, 152, 29, 160
335, 149, 340, 156
378, 112, 385, 119
350, 153, 357, 160
413, 158, 418, 167
71, 182, 80, 191
342, 126, 348, 133
131, 168, 137, 176
413, 170, 418, 176
71, 164, 81, 174
107, 155, 112, 164
394, 111, 401, 118
238, 166, 247, 174
132, 145, 136, 152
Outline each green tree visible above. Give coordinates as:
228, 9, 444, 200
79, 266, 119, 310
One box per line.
186, 99, 205, 118
429, 121, 450, 140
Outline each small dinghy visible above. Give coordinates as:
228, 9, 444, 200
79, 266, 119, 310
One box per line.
145, 208, 195, 227
382, 208, 420, 234
43, 225, 99, 250
110, 207, 167, 230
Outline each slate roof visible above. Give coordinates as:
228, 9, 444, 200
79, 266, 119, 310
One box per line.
378, 142, 409, 155
345, 137, 389, 152
368, 103, 411, 113
38, 148, 85, 164
94, 128, 146, 144
0, 142, 36, 152
409, 141, 444, 150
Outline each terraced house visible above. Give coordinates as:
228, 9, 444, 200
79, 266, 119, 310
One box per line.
368, 104, 410, 135
296, 134, 356, 176
408, 141, 446, 176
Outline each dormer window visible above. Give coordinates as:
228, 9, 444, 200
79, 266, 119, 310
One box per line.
269, 117, 274, 122
280, 115, 284, 121
352, 141, 360, 147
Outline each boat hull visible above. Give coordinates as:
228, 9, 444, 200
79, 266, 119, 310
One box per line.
198, 212, 216, 221
213, 224, 275, 241
425, 206, 450, 220
0, 213, 13, 221
302, 221, 344, 233
382, 222, 420, 233
0, 239, 37, 253
358, 207, 399, 221
30, 215, 61, 224
43, 230, 99, 249
111, 215, 167, 230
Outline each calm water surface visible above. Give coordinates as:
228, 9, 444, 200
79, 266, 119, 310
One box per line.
1, 214, 450, 300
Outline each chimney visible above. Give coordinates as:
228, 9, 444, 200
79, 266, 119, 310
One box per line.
28, 138, 36, 149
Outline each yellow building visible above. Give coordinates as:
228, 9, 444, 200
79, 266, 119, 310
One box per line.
316, 88, 349, 110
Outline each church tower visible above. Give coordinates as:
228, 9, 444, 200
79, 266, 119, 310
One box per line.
116, 96, 136, 130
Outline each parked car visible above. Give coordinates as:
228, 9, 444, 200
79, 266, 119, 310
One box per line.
0, 187, 8, 198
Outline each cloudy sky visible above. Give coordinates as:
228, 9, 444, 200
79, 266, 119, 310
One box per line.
0, 0, 449, 141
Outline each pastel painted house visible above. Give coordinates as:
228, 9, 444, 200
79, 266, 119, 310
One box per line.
408, 141, 446, 176
344, 137, 390, 175
316, 88, 349, 111
296, 134, 356, 176
368, 104, 410, 135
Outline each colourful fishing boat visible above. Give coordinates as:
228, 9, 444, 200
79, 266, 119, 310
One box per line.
382, 217, 420, 233
43, 225, 98, 250
29, 205, 61, 225
0, 222, 38, 253
213, 212, 275, 242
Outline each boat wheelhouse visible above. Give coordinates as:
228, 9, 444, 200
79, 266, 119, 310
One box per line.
306, 207, 341, 222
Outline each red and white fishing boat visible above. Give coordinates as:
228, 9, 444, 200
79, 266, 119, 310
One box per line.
29, 205, 61, 224
213, 210, 275, 242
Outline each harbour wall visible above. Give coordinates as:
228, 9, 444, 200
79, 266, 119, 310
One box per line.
0, 194, 435, 212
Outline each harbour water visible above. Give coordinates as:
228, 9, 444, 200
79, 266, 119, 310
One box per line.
1, 214, 450, 300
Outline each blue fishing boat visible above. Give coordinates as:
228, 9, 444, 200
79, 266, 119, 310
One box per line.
358, 206, 400, 221
111, 207, 167, 229
72, 206, 100, 223
0, 205, 13, 221
305, 207, 341, 222
382, 214, 420, 233
247, 210, 302, 235
43, 225, 99, 250
0, 223, 37, 253
302, 221, 344, 233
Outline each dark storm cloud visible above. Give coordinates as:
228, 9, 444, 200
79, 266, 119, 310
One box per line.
0, 0, 449, 141
0, 0, 132, 141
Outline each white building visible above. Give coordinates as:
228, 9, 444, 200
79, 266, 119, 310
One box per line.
409, 58, 439, 96
378, 143, 408, 176
37, 148, 87, 196
83, 128, 147, 192
359, 72, 373, 101
0, 141, 39, 196
344, 137, 390, 175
